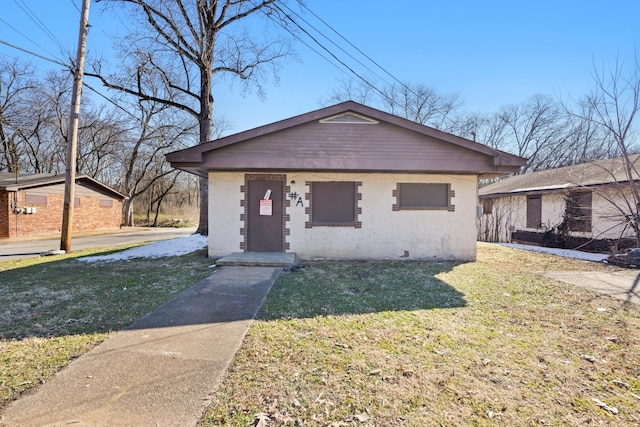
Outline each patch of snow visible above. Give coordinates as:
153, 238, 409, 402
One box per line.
79, 234, 208, 262
495, 243, 609, 262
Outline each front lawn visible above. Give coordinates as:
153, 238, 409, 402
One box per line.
1, 243, 638, 425
0, 246, 214, 407
200, 244, 640, 426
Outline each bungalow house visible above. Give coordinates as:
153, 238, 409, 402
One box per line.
166, 101, 525, 261
0, 173, 126, 239
478, 155, 640, 251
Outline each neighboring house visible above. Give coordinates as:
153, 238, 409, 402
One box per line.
166, 101, 525, 261
478, 155, 640, 250
0, 173, 126, 239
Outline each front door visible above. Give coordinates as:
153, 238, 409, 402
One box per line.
247, 179, 283, 252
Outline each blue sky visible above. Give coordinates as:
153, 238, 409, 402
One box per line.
1, 1, 639, 135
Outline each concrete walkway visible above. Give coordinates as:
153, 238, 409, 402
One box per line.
0, 265, 282, 427
544, 270, 640, 304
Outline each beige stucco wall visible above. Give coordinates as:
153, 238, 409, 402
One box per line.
208, 172, 245, 258
208, 171, 478, 261
478, 188, 637, 243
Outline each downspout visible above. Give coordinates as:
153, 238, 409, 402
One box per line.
13, 191, 19, 237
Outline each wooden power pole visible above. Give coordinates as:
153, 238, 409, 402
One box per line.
60, 0, 90, 253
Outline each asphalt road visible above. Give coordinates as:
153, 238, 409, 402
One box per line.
0, 227, 198, 262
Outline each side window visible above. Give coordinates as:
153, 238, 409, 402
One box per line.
566, 191, 592, 232
526, 195, 542, 229
393, 183, 455, 211
25, 194, 47, 205
482, 198, 493, 215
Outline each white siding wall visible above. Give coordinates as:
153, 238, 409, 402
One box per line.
478, 195, 525, 242
208, 171, 478, 261
592, 188, 637, 240
540, 193, 565, 230
478, 187, 639, 243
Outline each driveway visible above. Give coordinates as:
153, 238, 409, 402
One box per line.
543, 270, 640, 305
0, 227, 197, 262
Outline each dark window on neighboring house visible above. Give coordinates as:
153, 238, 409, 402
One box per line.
74, 197, 80, 207
393, 183, 455, 211
566, 191, 592, 232
25, 194, 47, 205
307, 181, 361, 227
100, 199, 113, 208
482, 198, 493, 215
526, 195, 542, 229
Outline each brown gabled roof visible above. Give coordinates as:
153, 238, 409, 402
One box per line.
0, 173, 127, 200
166, 101, 526, 177
479, 154, 640, 197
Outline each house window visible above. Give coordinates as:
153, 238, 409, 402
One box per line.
25, 194, 47, 205
526, 195, 542, 229
306, 181, 362, 227
74, 197, 80, 207
566, 191, 592, 232
100, 199, 113, 208
393, 183, 455, 211
482, 198, 493, 215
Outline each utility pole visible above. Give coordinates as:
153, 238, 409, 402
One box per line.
60, 0, 90, 253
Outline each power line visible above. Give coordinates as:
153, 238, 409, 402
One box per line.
272, 4, 388, 101
298, 2, 407, 91
0, 18, 65, 65
261, 10, 355, 81
276, 4, 460, 129
68, 0, 81, 13
82, 81, 147, 124
278, 2, 395, 90
0, 39, 69, 68
12, 0, 69, 58
271, 5, 417, 119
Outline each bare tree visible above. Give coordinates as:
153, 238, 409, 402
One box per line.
89, 0, 298, 235
572, 56, 640, 245
322, 76, 379, 106
0, 59, 37, 172
492, 94, 567, 172
322, 79, 463, 132
381, 82, 461, 131
118, 100, 197, 226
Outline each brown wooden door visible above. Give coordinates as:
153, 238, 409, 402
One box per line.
247, 179, 283, 252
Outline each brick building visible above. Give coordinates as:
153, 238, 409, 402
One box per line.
0, 173, 126, 239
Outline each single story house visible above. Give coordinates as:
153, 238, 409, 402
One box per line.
478, 155, 640, 250
0, 173, 126, 239
166, 101, 525, 261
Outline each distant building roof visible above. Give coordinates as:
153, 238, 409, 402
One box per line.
479, 154, 640, 197
0, 173, 127, 200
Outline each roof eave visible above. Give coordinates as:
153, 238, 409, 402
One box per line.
166, 101, 528, 165
2, 174, 127, 200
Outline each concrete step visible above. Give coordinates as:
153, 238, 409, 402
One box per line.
216, 252, 298, 268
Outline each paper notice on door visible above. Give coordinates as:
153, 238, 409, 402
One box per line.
259, 199, 273, 216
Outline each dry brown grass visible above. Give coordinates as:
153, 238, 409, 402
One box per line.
200, 244, 640, 426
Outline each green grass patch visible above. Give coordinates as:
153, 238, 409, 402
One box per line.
0, 246, 214, 407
